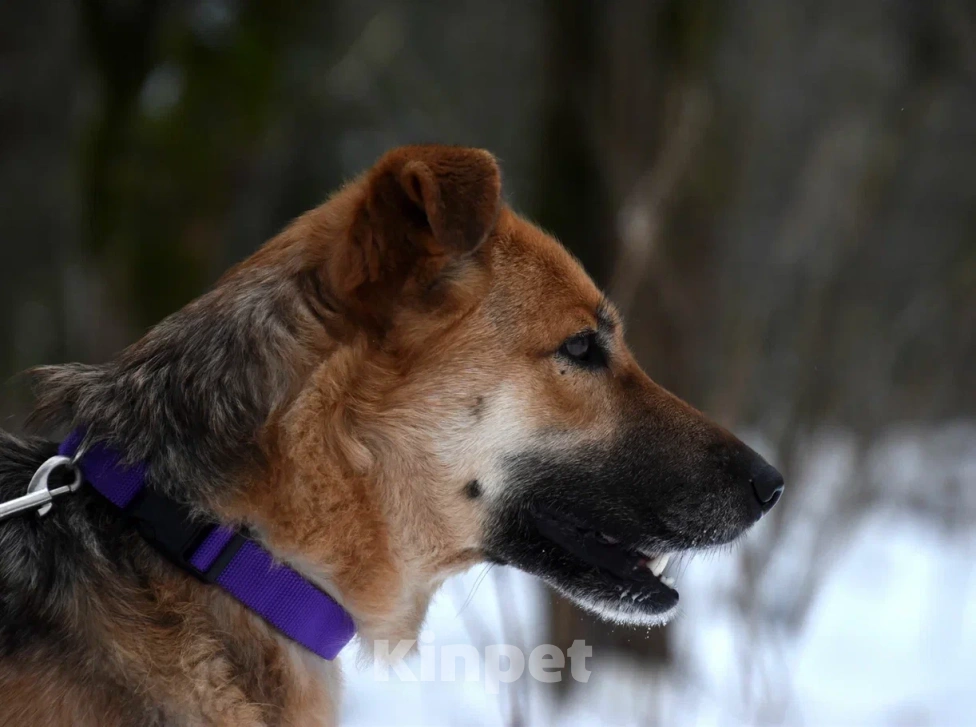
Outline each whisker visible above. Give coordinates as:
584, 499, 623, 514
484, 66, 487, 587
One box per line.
455, 563, 495, 616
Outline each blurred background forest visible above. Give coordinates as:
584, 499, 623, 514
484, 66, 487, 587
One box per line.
1, 1, 974, 725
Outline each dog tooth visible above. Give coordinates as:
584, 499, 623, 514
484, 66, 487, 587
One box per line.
650, 553, 671, 577
661, 575, 675, 588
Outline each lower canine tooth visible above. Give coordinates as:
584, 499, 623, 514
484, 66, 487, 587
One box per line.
661, 575, 675, 588
650, 553, 671, 577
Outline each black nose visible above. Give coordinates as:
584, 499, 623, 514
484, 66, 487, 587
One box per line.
748, 455, 784, 512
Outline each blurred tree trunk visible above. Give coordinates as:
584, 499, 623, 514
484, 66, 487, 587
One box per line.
0, 0, 93, 422
534, 0, 614, 288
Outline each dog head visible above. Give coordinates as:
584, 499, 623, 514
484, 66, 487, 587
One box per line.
222, 145, 783, 638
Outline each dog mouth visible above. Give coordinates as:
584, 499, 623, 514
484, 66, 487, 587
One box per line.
507, 505, 682, 623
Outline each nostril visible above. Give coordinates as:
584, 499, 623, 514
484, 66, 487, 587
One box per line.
721, 442, 786, 515
762, 486, 783, 510
750, 459, 785, 512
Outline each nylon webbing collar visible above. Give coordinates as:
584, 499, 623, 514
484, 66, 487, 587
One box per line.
58, 431, 356, 661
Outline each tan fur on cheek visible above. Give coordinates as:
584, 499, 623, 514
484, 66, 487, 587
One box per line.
224, 340, 494, 650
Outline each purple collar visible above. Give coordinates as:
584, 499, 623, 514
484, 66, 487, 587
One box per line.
58, 431, 356, 661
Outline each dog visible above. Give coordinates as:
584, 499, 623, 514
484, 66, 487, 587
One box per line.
0, 145, 782, 726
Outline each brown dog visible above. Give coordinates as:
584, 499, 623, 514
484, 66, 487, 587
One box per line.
0, 145, 782, 725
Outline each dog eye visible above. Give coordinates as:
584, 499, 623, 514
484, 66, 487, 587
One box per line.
558, 332, 606, 368
564, 336, 590, 358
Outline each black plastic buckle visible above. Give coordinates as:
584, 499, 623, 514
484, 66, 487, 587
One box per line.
123, 489, 247, 584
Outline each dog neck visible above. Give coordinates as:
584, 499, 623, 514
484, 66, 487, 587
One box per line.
27, 239, 447, 664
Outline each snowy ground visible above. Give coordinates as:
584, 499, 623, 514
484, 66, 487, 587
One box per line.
340, 427, 976, 726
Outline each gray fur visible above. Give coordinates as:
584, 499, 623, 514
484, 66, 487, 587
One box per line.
28, 264, 318, 509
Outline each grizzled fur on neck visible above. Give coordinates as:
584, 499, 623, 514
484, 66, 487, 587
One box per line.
27, 255, 329, 511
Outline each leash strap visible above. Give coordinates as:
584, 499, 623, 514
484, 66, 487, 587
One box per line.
58, 431, 356, 660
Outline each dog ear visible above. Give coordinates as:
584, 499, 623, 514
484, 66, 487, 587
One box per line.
320, 145, 501, 326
